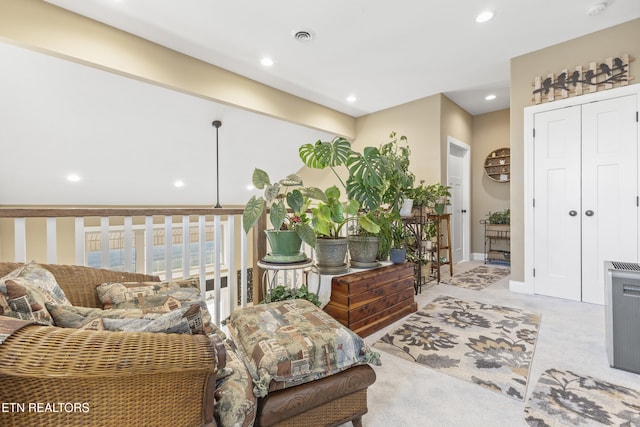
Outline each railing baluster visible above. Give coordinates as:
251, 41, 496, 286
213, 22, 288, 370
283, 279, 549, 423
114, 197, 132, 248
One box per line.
164, 216, 173, 281
213, 214, 222, 325
46, 217, 57, 264
14, 218, 26, 263
182, 215, 190, 279
228, 216, 236, 315
74, 217, 85, 266
100, 217, 109, 268
198, 215, 206, 299
240, 218, 248, 308
145, 216, 153, 274
123, 216, 133, 272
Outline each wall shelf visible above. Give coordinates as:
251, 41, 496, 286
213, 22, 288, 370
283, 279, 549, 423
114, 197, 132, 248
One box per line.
484, 147, 510, 183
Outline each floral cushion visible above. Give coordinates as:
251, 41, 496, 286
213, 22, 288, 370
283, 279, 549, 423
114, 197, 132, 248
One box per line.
96, 279, 215, 335
10, 261, 72, 306
2, 278, 56, 325
226, 299, 380, 397
46, 304, 148, 328
0, 262, 72, 324
100, 306, 195, 334
215, 341, 257, 427
96, 279, 200, 309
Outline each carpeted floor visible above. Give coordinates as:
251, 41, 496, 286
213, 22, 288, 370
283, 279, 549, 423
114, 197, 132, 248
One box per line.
347, 261, 640, 427
374, 295, 540, 401
441, 264, 511, 290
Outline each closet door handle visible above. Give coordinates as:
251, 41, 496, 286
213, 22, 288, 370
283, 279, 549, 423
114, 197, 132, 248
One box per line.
569, 210, 577, 217
585, 210, 594, 217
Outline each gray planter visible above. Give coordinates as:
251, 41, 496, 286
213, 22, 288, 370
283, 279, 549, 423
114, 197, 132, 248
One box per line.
315, 237, 348, 274
348, 235, 380, 267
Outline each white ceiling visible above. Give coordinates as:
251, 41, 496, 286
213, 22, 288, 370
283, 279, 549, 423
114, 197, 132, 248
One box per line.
45, 0, 640, 116
2, 1, 638, 207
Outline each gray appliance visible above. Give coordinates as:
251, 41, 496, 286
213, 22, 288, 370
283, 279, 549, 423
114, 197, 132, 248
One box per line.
605, 261, 640, 374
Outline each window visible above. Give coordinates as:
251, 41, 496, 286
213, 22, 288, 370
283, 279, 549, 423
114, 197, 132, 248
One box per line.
85, 221, 226, 278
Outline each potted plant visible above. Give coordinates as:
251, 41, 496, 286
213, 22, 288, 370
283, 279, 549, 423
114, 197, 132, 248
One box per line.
487, 208, 510, 225
242, 168, 322, 263
309, 184, 360, 272
389, 219, 407, 264
299, 137, 381, 270
428, 183, 452, 215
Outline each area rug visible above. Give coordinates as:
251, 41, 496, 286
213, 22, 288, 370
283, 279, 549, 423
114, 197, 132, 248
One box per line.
442, 265, 510, 290
373, 295, 540, 401
524, 368, 640, 426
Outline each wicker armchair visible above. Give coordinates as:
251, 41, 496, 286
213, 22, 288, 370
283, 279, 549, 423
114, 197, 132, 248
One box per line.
0, 262, 222, 427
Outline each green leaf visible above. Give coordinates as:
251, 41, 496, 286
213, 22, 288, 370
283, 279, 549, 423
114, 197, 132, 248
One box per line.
325, 185, 340, 201
299, 137, 353, 169
303, 186, 327, 203
242, 196, 265, 233
269, 200, 286, 230
252, 168, 270, 189
280, 174, 303, 186
358, 214, 380, 234
286, 189, 304, 214
264, 183, 280, 204
296, 223, 317, 248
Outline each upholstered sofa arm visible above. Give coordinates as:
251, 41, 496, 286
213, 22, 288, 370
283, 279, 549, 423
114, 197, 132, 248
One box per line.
0, 324, 221, 427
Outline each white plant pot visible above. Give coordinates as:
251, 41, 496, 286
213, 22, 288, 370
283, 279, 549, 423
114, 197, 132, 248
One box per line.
400, 198, 414, 217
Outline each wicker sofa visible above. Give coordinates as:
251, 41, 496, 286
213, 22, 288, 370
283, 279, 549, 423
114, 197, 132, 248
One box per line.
0, 262, 377, 427
0, 262, 222, 427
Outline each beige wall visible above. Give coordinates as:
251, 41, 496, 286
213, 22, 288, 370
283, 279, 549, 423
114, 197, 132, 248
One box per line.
471, 109, 510, 254
0, 0, 355, 138
510, 18, 640, 282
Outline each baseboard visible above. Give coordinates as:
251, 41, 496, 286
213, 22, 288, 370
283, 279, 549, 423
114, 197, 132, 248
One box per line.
509, 279, 534, 294
471, 252, 485, 261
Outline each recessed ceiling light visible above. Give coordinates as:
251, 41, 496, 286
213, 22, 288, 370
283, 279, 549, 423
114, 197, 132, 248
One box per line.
247, 184, 255, 191
260, 57, 274, 67
174, 180, 185, 188
66, 173, 81, 182
475, 10, 495, 23
485, 94, 497, 101
586, 3, 607, 16
346, 95, 357, 103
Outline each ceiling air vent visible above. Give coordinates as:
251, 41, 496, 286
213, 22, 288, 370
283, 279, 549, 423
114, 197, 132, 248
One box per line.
293, 30, 313, 42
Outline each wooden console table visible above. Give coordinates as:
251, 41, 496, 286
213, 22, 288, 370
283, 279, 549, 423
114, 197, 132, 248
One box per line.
323, 263, 417, 337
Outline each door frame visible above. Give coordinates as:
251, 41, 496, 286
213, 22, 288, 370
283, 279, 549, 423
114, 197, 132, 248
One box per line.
447, 136, 471, 263
523, 84, 640, 296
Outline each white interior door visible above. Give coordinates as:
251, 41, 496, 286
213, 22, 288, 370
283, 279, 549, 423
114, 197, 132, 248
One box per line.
534, 95, 638, 303
533, 106, 582, 301
447, 138, 470, 264
581, 95, 638, 304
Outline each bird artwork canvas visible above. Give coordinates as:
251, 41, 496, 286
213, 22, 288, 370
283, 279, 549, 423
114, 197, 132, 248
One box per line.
532, 54, 634, 104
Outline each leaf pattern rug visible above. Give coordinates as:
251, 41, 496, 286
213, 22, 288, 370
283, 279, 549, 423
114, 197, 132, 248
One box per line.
442, 265, 511, 290
524, 368, 640, 426
373, 295, 540, 400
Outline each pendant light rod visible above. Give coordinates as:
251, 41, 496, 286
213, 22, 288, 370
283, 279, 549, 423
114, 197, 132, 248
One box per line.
212, 120, 222, 208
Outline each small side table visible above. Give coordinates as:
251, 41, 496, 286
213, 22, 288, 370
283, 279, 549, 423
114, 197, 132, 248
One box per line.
257, 259, 315, 301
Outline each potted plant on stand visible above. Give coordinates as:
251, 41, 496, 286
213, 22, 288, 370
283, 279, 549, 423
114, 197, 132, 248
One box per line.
389, 219, 407, 264
242, 168, 321, 263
